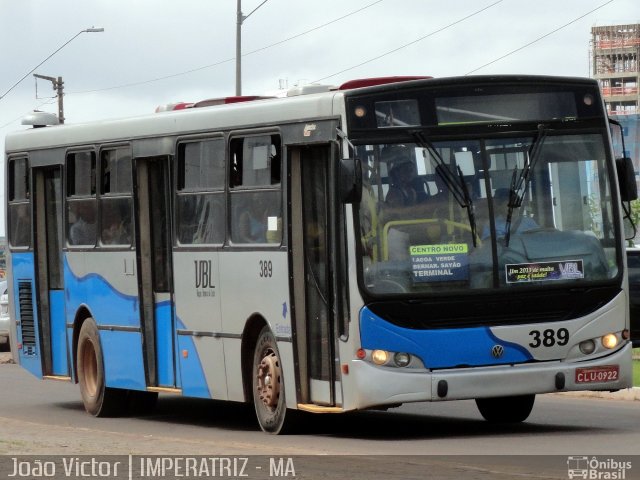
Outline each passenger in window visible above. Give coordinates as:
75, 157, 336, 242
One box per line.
238, 201, 269, 243
69, 202, 96, 245
235, 195, 281, 244
102, 204, 131, 245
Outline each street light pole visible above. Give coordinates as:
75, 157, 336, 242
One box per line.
34, 74, 65, 124
235, 0, 269, 96
0, 27, 104, 102
236, 0, 243, 96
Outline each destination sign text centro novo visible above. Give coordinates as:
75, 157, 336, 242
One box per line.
410, 244, 468, 255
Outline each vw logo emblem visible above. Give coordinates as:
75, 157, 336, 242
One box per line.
491, 345, 505, 358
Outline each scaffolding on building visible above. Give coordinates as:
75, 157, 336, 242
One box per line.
591, 23, 640, 115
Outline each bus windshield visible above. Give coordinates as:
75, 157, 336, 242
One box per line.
357, 132, 618, 296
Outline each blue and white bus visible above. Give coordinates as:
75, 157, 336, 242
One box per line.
5, 75, 636, 433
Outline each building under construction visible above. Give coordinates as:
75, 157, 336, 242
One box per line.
591, 23, 640, 116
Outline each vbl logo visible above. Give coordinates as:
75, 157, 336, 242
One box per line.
195, 260, 215, 288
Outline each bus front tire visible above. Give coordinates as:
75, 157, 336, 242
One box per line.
475, 394, 535, 423
77, 318, 127, 417
252, 326, 290, 434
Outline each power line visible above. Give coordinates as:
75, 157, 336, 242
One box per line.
0, 28, 103, 102
312, 0, 503, 83
68, 0, 386, 95
465, 0, 615, 75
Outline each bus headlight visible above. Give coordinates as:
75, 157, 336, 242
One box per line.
371, 350, 389, 365
579, 339, 596, 355
601, 333, 618, 349
394, 352, 411, 367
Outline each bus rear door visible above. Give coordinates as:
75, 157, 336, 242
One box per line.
134, 156, 177, 389
33, 166, 68, 377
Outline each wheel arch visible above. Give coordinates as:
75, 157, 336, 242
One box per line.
71, 305, 95, 383
240, 314, 269, 403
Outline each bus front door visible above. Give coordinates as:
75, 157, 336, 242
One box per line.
291, 145, 341, 406
33, 166, 68, 377
135, 156, 177, 389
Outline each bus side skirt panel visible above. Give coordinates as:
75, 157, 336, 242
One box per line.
99, 330, 147, 390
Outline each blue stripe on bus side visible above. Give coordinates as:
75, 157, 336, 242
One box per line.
11, 252, 43, 378
64, 256, 146, 389
64, 256, 140, 328
359, 306, 532, 369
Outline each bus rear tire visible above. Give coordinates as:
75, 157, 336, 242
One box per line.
475, 394, 535, 423
252, 326, 290, 434
77, 318, 127, 417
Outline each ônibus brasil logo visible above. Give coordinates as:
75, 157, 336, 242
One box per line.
567, 456, 632, 479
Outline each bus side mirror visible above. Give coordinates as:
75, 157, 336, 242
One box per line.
616, 157, 638, 202
339, 158, 362, 204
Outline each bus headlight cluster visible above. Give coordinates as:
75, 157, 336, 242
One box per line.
578, 332, 622, 355
357, 348, 415, 368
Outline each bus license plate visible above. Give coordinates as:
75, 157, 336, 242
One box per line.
575, 365, 619, 384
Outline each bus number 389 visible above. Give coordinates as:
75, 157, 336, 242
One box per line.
528, 328, 570, 348
259, 260, 273, 278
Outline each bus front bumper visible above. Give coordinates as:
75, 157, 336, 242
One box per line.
346, 342, 633, 410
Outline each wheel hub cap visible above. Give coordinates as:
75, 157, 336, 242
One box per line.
257, 351, 280, 409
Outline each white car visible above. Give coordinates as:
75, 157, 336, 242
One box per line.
0, 280, 9, 347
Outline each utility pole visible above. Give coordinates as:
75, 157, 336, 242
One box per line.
236, 0, 243, 96
34, 74, 65, 124
236, 0, 269, 96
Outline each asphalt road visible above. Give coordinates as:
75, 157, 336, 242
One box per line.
1, 359, 639, 479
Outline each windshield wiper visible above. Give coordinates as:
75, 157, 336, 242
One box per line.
411, 131, 478, 247
504, 124, 548, 246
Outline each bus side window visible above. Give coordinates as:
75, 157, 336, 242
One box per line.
100, 147, 133, 246
176, 138, 225, 245
66, 151, 97, 247
8, 157, 31, 248
229, 134, 282, 244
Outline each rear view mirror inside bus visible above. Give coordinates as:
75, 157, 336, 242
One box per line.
339, 158, 362, 204
616, 157, 638, 202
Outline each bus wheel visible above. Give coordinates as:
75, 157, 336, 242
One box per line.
252, 326, 288, 434
475, 394, 535, 423
77, 318, 127, 417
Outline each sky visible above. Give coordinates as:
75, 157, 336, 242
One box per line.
0, 0, 638, 234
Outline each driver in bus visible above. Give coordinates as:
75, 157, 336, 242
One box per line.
384, 151, 428, 211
